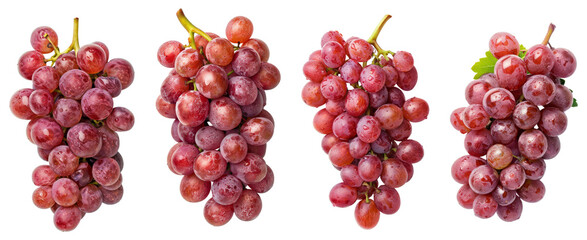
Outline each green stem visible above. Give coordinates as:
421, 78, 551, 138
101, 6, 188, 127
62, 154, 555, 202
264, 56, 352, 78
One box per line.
542, 23, 556, 46
64, 18, 80, 55
367, 14, 395, 60
176, 9, 212, 49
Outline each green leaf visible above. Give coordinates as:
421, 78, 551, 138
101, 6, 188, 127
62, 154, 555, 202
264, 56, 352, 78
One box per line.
471, 51, 498, 79
518, 44, 527, 58
573, 98, 578, 107
560, 78, 566, 85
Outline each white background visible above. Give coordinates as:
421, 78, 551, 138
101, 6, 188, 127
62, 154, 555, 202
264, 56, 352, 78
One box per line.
1, 0, 585, 239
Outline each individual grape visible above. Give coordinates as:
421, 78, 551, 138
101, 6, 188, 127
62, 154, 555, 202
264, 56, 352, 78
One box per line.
348, 38, 373, 62
328, 142, 354, 168
193, 150, 227, 181
232, 47, 262, 77
392, 51, 414, 72
160, 73, 190, 104
59, 69, 92, 100
482, 87, 516, 119
95, 126, 120, 159
175, 122, 199, 144
100, 185, 124, 205
248, 165, 274, 193
373, 185, 400, 215
491, 184, 516, 206
193, 32, 220, 55
546, 84, 573, 111
329, 183, 358, 208
29, 89, 53, 116
340, 165, 363, 188
240, 117, 274, 146
301, 81, 327, 107
517, 180, 546, 203
357, 155, 383, 182
104, 58, 135, 89
489, 32, 519, 58
313, 109, 336, 134
369, 87, 388, 108
524, 44, 555, 75
195, 127, 225, 151
320, 133, 340, 154
320, 75, 347, 100
51, 178, 80, 207
32, 165, 57, 186
461, 104, 490, 131
77, 44, 107, 74
205, 38, 234, 66
518, 129, 547, 160
486, 144, 513, 170
170, 144, 199, 175
522, 75, 556, 106
30, 26, 58, 53
78, 184, 103, 213
468, 165, 499, 194
32, 66, 60, 92
402, 97, 429, 122
543, 136, 560, 159
67, 122, 102, 158
497, 197, 523, 222
155, 95, 176, 119
348, 137, 369, 159
219, 133, 248, 164
464, 129, 493, 157
321, 41, 346, 68
396, 67, 418, 91
451, 155, 485, 184
360, 65, 386, 93
157, 40, 185, 68
380, 158, 408, 188
102, 174, 123, 191
175, 91, 209, 127
494, 55, 527, 91
230, 153, 267, 184
195, 64, 228, 99
512, 101, 541, 130
325, 99, 345, 116
519, 158, 546, 181
94, 76, 122, 98
17, 50, 45, 80
354, 199, 380, 229
203, 198, 234, 226
226, 16, 253, 43
32, 186, 55, 209
48, 145, 79, 177
374, 104, 403, 130
490, 119, 518, 144
30, 117, 63, 150
303, 60, 328, 83
180, 174, 211, 203
387, 87, 405, 107
243, 38, 270, 62
174, 48, 204, 78
356, 116, 381, 143
92, 157, 121, 187
321, 31, 345, 47
538, 107, 567, 136
339, 59, 362, 84
81, 88, 114, 120
387, 119, 412, 141
499, 163, 526, 190
252, 62, 280, 90
396, 140, 424, 164
457, 184, 478, 209
234, 189, 262, 221
551, 48, 576, 78
211, 174, 243, 205
92, 41, 109, 60
53, 206, 82, 231
70, 162, 92, 188
473, 194, 498, 219
450, 107, 471, 134
465, 79, 494, 105
344, 88, 369, 117
54, 52, 78, 76
37, 147, 51, 161
240, 89, 265, 117
106, 107, 135, 132
371, 130, 393, 154
382, 65, 399, 87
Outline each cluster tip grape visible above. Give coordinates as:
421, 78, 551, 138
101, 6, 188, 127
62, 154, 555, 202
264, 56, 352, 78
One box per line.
301, 15, 429, 229
451, 23, 576, 221
10, 18, 135, 231
156, 9, 279, 226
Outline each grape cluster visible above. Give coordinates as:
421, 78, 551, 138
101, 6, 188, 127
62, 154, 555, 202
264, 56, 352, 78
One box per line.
156, 9, 279, 226
10, 19, 135, 231
301, 15, 429, 229
451, 24, 576, 221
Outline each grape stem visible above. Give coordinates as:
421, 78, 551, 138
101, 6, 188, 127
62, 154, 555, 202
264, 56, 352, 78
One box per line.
176, 9, 212, 49
367, 15, 395, 61
542, 23, 556, 46
44, 18, 80, 63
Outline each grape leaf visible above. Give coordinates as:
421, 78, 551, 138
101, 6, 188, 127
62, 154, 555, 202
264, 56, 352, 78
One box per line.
471, 51, 498, 79
573, 98, 578, 107
519, 44, 527, 58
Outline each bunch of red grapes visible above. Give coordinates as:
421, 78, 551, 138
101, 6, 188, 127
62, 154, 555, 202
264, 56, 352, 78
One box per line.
156, 9, 279, 226
301, 15, 429, 229
451, 24, 576, 221
10, 19, 135, 231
